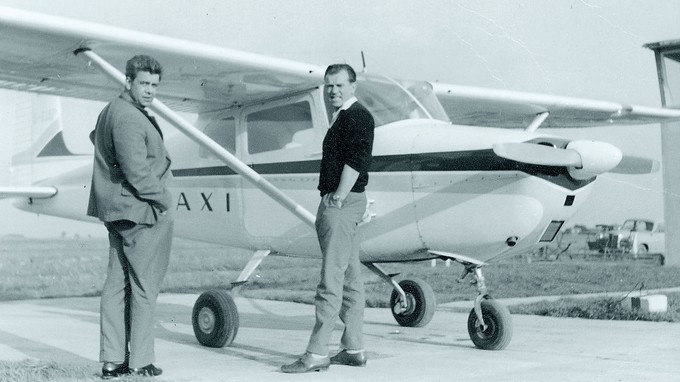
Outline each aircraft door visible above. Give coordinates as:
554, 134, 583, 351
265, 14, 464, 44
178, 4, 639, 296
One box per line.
241, 93, 323, 251
170, 115, 248, 247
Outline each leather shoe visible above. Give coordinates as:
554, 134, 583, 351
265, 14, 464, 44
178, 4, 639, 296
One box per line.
130, 364, 163, 377
101, 362, 128, 379
330, 350, 367, 366
281, 353, 330, 373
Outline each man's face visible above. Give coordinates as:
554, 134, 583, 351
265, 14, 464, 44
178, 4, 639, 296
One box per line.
325, 69, 356, 109
126, 71, 160, 107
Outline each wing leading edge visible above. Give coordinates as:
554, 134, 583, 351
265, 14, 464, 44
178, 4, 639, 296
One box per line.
0, 6, 325, 113
0, 6, 678, 127
434, 81, 680, 129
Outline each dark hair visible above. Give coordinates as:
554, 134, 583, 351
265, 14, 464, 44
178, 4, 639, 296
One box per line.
324, 64, 356, 83
125, 55, 163, 81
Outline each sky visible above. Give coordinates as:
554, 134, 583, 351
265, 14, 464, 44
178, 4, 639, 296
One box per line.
0, 0, 679, 237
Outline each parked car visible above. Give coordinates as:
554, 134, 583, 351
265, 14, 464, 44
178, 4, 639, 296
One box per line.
616, 219, 665, 256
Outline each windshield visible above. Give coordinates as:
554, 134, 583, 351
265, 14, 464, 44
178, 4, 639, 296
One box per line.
621, 220, 635, 230
349, 73, 450, 127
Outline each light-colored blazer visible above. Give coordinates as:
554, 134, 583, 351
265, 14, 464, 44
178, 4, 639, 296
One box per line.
87, 92, 172, 224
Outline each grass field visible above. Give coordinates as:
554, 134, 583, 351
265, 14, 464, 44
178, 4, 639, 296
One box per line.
1, 236, 679, 382
1, 236, 679, 320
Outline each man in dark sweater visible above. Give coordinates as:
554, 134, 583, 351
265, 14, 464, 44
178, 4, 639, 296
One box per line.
282, 64, 375, 373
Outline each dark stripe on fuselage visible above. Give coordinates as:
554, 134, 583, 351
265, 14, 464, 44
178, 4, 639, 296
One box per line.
171, 149, 594, 190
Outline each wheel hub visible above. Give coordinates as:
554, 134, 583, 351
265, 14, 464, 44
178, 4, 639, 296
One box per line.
393, 293, 416, 315
475, 315, 496, 338
198, 307, 216, 333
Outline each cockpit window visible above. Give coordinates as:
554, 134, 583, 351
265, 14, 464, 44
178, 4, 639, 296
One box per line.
199, 117, 236, 158
351, 74, 450, 127
246, 101, 313, 154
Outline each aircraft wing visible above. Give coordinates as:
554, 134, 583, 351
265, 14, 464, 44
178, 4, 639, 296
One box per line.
2, 6, 677, 127
0, 6, 325, 113
433, 83, 680, 128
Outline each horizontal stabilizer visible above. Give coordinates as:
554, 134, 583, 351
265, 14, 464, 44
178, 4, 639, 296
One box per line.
0, 186, 57, 199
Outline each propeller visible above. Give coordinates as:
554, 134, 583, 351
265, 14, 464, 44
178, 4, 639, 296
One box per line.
611, 155, 660, 174
492, 142, 582, 167
492, 140, 656, 180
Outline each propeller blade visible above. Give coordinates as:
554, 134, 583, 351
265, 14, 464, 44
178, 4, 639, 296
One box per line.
611, 156, 660, 174
494, 140, 623, 180
492, 143, 581, 167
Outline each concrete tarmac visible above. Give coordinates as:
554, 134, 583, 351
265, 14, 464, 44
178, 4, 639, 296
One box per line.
0, 293, 678, 381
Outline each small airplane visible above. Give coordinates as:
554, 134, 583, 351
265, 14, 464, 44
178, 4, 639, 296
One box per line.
1, 6, 678, 351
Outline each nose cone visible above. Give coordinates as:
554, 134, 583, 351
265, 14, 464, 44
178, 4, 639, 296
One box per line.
566, 140, 623, 180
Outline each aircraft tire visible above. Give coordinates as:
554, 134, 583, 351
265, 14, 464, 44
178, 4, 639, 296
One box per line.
389, 278, 436, 327
192, 290, 239, 348
467, 298, 513, 350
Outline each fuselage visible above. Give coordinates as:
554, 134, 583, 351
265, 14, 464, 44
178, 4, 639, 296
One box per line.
167, 120, 594, 263
16, 75, 597, 263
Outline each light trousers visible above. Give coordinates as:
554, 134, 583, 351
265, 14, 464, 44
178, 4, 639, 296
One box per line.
307, 192, 366, 356
100, 214, 173, 368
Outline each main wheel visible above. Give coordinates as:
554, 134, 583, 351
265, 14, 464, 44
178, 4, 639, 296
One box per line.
192, 290, 239, 348
467, 298, 512, 350
389, 278, 436, 327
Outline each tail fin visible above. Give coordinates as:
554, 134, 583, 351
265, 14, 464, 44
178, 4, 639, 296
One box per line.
8, 93, 82, 186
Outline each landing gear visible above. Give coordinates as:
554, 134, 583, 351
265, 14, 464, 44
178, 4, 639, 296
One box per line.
192, 290, 239, 348
467, 298, 513, 350
191, 250, 271, 348
457, 260, 513, 350
365, 263, 436, 328
389, 278, 436, 327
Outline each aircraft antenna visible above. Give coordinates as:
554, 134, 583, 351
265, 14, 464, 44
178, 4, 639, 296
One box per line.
361, 51, 367, 73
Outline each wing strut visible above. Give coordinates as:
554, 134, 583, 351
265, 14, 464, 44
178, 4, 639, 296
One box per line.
75, 48, 317, 228
525, 112, 549, 132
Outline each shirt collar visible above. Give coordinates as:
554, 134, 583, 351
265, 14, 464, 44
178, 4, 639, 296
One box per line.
337, 97, 358, 112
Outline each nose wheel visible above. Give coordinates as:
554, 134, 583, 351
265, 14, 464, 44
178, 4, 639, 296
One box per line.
428, 251, 513, 350
458, 261, 513, 350
467, 297, 513, 350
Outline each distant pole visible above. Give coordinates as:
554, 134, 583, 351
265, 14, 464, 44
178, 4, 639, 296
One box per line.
660, 123, 680, 266
646, 40, 680, 266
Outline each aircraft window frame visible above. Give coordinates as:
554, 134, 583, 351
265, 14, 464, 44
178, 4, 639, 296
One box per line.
243, 93, 322, 164
198, 116, 237, 159
351, 73, 450, 127
620, 220, 635, 231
